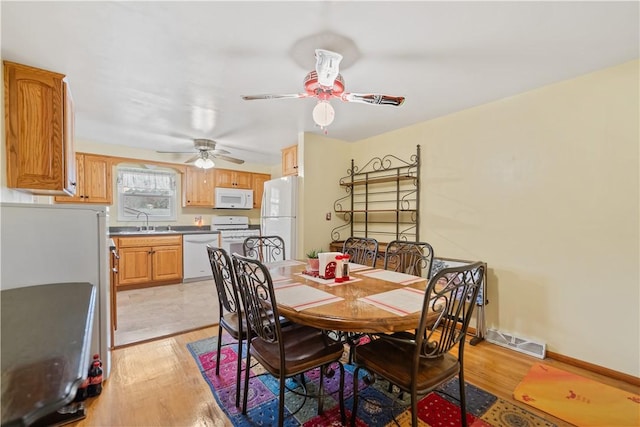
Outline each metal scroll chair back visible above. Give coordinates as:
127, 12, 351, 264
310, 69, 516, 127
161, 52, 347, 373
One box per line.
206, 245, 246, 409
342, 237, 379, 267
232, 253, 346, 426
383, 240, 435, 278
351, 261, 485, 427
243, 235, 286, 263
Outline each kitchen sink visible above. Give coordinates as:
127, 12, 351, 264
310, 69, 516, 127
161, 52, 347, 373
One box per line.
116, 230, 179, 235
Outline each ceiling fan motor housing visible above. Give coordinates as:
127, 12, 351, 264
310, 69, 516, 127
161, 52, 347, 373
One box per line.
304, 71, 345, 100
193, 139, 217, 151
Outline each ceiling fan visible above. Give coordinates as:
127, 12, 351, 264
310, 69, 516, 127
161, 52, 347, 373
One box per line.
157, 138, 245, 168
242, 49, 405, 129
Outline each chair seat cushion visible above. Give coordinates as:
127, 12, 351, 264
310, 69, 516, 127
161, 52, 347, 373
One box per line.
250, 324, 344, 377
354, 336, 460, 394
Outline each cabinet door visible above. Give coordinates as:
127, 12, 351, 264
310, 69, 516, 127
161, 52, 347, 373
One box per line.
252, 173, 271, 209
82, 154, 112, 204
54, 153, 112, 204
152, 245, 183, 282
234, 171, 252, 189
282, 145, 298, 176
183, 166, 215, 207
214, 169, 235, 188
215, 169, 252, 189
4, 61, 76, 195
54, 153, 84, 203
118, 246, 153, 286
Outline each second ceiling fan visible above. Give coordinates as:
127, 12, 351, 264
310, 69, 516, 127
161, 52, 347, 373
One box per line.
242, 49, 405, 129
158, 138, 244, 169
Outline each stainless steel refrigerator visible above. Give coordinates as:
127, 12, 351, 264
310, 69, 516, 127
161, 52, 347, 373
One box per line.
260, 176, 298, 259
0, 203, 111, 378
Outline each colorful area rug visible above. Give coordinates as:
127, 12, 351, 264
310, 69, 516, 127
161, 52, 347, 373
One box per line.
188, 333, 556, 426
514, 364, 640, 426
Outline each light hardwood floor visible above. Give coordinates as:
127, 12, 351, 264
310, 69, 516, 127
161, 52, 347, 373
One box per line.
115, 280, 220, 347
76, 327, 639, 427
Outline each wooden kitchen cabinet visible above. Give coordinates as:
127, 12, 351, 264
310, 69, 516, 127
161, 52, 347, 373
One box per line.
214, 168, 252, 189
251, 173, 271, 209
116, 235, 183, 289
183, 166, 215, 207
4, 61, 77, 195
281, 144, 298, 176
55, 153, 112, 204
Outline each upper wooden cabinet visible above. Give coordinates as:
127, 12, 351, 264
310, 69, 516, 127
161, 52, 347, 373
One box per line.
214, 168, 252, 189
282, 144, 298, 176
55, 153, 112, 204
182, 166, 215, 207
4, 61, 77, 195
251, 173, 271, 209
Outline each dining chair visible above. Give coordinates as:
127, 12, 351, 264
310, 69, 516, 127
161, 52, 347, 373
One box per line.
206, 245, 247, 409
231, 253, 346, 426
351, 261, 486, 427
383, 240, 435, 278
342, 237, 379, 267
242, 235, 286, 263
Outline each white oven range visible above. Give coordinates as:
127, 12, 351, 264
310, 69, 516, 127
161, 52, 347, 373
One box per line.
211, 216, 261, 256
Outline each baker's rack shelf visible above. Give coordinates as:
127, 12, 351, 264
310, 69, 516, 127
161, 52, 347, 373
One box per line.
331, 145, 420, 242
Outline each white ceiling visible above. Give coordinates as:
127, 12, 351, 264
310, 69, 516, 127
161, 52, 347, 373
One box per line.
2, 1, 638, 165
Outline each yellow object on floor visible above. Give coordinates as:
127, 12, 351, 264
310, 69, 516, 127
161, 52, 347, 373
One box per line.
514, 364, 640, 426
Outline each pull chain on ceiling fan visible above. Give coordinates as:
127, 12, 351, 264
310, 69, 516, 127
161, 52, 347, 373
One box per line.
242, 49, 405, 130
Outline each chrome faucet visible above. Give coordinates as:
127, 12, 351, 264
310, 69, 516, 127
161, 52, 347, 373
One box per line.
136, 211, 149, 231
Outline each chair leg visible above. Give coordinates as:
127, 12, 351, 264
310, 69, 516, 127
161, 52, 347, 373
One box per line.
215, 324, 223, 375
318, 365, 325, 415
338, 363, 346, 425
278, 375, 285, 427
235, 338, 243, 408
459, 372, 468, 427
351, 366, 361, 427
411, 390, 418, 427
242, 349, 251, 414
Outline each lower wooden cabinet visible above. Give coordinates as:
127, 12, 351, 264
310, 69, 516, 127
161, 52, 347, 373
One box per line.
116, 235, 183, 289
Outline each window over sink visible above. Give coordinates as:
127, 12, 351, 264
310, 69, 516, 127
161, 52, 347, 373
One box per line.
117, 166, 177, 222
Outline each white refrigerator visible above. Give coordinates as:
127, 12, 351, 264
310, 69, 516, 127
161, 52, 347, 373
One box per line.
0, 203, 111, 378
261, 176, 298, 259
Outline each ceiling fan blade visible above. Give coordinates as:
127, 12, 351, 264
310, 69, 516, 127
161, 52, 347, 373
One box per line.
341, 92, 406, 107
184, 154, 200, 163
211, 148, 230, 155
213, 154, 245, 165
157, 150, 193, 153
242, 93, 309, 101
315, 49, 343, 87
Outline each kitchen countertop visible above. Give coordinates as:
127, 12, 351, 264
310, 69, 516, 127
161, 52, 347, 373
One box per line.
109, 226, 218, 237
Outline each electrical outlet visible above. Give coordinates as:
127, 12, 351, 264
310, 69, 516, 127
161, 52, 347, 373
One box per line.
325, 212, 331, 220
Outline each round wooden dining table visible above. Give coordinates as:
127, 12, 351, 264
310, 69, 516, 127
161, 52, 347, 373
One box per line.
266, 261, 437, 333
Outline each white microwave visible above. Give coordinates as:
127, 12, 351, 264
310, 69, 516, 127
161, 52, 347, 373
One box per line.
214, 188, 253, 210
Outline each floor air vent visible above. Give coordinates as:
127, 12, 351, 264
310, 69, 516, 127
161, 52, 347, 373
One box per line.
485, 329, 546, 359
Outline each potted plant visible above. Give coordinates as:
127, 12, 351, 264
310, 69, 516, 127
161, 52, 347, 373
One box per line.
306, 248, 321, 272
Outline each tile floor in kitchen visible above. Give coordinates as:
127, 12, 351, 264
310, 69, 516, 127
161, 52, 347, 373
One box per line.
114, 279, 220, 347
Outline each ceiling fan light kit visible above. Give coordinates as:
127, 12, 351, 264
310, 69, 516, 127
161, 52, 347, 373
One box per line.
194, 155, 215, 169
312, 101, 335, 128
242, 48, 405, 131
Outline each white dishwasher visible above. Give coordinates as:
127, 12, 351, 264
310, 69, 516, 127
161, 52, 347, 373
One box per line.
183, 233, 219, 281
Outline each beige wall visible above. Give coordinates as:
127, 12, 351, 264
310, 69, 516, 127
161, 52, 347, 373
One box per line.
298, 132, 352, 258
337, 60, 638, 376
